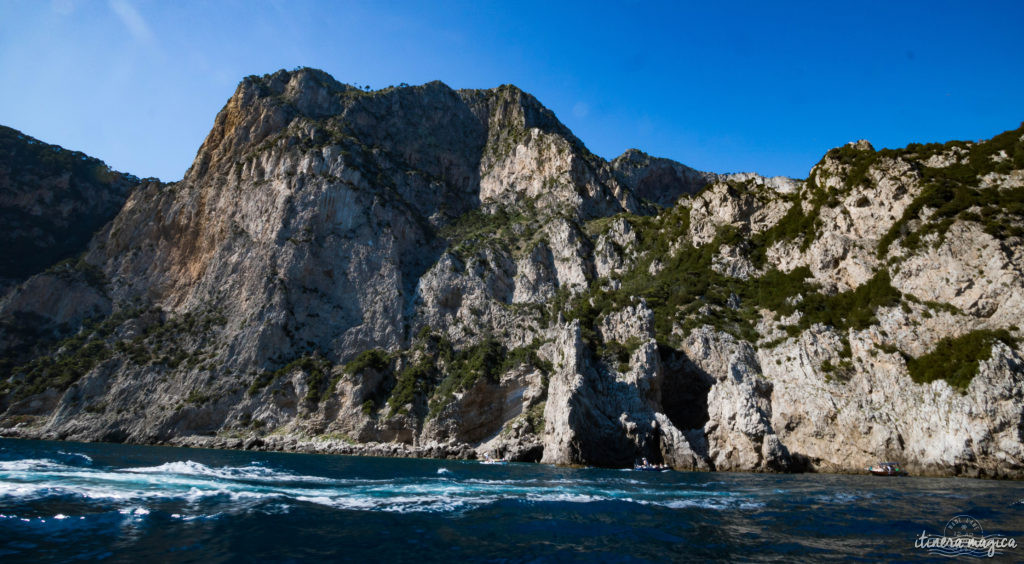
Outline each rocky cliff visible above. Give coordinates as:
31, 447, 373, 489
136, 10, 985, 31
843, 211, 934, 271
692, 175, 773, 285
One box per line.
1, 68, 1022, 478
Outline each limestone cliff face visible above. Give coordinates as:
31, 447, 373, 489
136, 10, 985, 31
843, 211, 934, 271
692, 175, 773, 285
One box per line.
1, 69, 1021, 478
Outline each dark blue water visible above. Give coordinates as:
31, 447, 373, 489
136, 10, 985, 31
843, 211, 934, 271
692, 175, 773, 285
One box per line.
1, 439, 1022, 562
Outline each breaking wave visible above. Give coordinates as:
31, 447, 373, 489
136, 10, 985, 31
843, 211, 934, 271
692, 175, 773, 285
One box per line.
0, 455, 765, 518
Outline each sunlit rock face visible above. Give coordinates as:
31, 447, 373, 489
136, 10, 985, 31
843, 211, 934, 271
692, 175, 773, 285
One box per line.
2, 69, 1022, 478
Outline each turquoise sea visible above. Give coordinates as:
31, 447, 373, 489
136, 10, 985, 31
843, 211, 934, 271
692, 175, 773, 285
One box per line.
1, 438, 1022, 562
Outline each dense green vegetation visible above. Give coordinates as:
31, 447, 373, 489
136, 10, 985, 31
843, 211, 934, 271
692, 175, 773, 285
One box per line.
1, 339, 111, 401
359, 330, 552, 420
749, 191, 821, 262
504, 339, 553, 376
797, 270, 902, 331
246, 334, 551, 420
824, 143, 882, 190
246, 371, 276, 396
337, 349, 397, 417
0, 125, 126, 184
0, 306, 228, 403
600, 337, 645, 372
115, 309, 226, 370
426, 337, 506, 415
879, 182, 1024, 256
299, 356, 334, 403
45, 255, 108, 291
906, 330, 1017, 391
0, 126, 140, 281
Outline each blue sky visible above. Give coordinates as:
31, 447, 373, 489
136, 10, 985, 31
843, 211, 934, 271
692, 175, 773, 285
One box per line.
1, 0, 1022, 182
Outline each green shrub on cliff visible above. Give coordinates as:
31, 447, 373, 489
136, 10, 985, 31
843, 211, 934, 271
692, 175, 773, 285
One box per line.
425, 337, 552, 419
906, 330, 1016, 391
344, 349, 391, 375
387, 359, 436, 416
426, 338, 505, 417
798, 270, 902, 331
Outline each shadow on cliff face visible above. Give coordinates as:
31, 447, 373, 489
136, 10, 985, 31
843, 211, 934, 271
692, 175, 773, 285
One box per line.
659, 346, 711, 432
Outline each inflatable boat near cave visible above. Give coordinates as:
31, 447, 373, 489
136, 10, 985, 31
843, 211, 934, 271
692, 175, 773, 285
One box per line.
868, 462, 907, 476
633, 458, 669, 472
480, 453, 509, 465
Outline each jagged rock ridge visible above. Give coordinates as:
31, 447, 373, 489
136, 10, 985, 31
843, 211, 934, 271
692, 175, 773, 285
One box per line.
1, 68, 1022, 478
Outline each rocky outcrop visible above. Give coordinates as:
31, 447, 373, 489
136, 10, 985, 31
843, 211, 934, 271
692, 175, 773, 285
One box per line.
759, 328, 1024, 478
542, 307, 681, 468
682, 327, 792, 472
891, 221, 1024, 325
610, 148, 715, 208
2, 69, 1022, 478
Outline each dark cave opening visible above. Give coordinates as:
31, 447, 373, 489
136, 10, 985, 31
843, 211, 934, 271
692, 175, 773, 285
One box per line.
659, 347, 712, 432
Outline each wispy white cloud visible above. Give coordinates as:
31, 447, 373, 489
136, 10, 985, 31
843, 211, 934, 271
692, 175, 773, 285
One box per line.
108, 0, 154, 45
51, 0, 77, 16
572, 102, 590, 119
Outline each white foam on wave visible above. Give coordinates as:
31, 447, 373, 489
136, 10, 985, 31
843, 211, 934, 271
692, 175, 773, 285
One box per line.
0, 458, 69, 472
651, 498, 765, 511
524, 492, 606, 504
58, 451, 93, 464
0, 482, 47, 497
294, 493, 495, 514
1, 454, 767, 516
460, 476, 646, 488
123, 460, 334, 484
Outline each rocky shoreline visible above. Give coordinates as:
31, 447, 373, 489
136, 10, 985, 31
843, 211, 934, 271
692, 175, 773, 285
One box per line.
2, 429, 1018, 480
